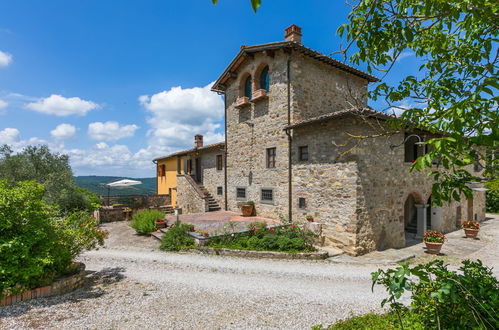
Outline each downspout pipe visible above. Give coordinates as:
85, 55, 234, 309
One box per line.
286, 55, 293, 223
221, 92, 228, 211
152, 160, 158, 195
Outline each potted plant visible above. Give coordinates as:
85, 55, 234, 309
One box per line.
155, 218, 166, 229
462, 220, 480, 239
306, 215, 314, 222
241, 201, 255, 217
188, 224, 195, 232
423, 230, 446, 254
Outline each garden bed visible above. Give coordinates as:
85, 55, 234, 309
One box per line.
0, 262, 86, 307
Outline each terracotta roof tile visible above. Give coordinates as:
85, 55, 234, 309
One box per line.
285, 106, 396, 129
153, 142, 225, 162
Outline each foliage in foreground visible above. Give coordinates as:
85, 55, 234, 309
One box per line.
313, 310, 424, 330
372, 259, 499, 329
0, 180, 106, 298
160, 222, 195, 251
208, 222, 316, 253
0, 145, 100, 213
130, 209, 165, 235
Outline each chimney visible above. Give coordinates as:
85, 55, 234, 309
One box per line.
194, 134, 203, 148
285, 24, 302, 44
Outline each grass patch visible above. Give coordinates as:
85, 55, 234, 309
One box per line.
313, 311, 424, 330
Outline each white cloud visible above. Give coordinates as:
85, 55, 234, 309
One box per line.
397, 51, 413, 62
0, 128, 20, 144
50, 123, 76, 140
88, 121, 139, 141
25, 94, 99, 116
139, 82, 224, 152
0, 50, 12, 67
0, 99, 7, 115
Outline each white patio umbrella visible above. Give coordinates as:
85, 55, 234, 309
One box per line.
105, 179, 142, 205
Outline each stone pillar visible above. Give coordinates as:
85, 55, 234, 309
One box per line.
415, 204, 429, 238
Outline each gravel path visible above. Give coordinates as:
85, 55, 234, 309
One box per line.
2, 218, 497, 329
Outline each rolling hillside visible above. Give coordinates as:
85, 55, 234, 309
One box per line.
75, 176, 156, 196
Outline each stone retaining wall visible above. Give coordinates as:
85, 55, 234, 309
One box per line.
0, 263, 86, 307
187, 248, 329, 260
176, 175, 207, 213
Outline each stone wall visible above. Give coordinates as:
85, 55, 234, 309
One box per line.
225, 50, 291, 218
100, 194, 170, 208
176, 174, 207, 214
291, 54, 368, 122
291, 116, 486, 255
199, 150, 225, 207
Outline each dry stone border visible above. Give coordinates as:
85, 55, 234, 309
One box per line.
185, 247, 329, 260
0, 263, 86, 307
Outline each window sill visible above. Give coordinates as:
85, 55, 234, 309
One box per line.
251, 89, 268, 102
260, 200, 275, 205
235, 96, 251, 108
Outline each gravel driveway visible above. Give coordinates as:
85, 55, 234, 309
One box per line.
2, 218, 497, 329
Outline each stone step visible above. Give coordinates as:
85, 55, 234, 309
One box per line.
151, 231, 164, 241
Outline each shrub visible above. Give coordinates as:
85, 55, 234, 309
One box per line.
209, 223, 316, 253
0, 180, 106, 298
485, 179, 499, 213
160, 222, 195, 251
372, 259, 499, 329
130, 209, 164, 235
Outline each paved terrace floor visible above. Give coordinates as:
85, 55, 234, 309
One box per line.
165, 210, 281, 234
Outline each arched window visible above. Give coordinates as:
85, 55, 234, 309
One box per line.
244, 75, 252, 98
259, 66, 269, 91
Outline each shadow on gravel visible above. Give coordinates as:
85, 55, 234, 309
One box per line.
0, 267, 126, 318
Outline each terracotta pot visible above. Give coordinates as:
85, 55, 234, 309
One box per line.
189, 225, 195, 232
464, 228, 479, 239
306, 217, 314, 222
425, 241, 443, 254
155, 219, 166, 229
241, 204, 254, 217
203, 232, 210, 238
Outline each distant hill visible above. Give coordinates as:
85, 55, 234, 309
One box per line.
75, 176, 156, 196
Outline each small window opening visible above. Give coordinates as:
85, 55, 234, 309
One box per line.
299, 146, 309, 161
266, 147, 276, 168
261, 189, 274, 202
237, 187, 246, 199
217, 186, 223, 196
298, 197, 306, 209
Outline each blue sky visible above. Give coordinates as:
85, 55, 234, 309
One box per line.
0, 0, 418, 177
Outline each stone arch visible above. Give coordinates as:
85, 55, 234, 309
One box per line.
253, 62, 270, 92
239, 72, 252, 98
403, 190, 425, 204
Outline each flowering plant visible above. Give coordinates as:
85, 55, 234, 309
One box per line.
461, 220, 480, 230
423, 230, 446, 243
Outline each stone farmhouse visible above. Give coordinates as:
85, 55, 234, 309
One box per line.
153, 25, 486, 255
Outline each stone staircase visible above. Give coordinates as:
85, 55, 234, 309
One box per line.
199, 185, 221, 212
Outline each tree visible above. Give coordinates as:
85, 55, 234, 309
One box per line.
212, 0, 498, 205
0, 145, 99, 213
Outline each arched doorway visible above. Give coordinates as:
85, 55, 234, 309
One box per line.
404, 194, 417, 233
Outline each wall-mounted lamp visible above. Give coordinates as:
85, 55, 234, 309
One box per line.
390, 134, 425, 149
